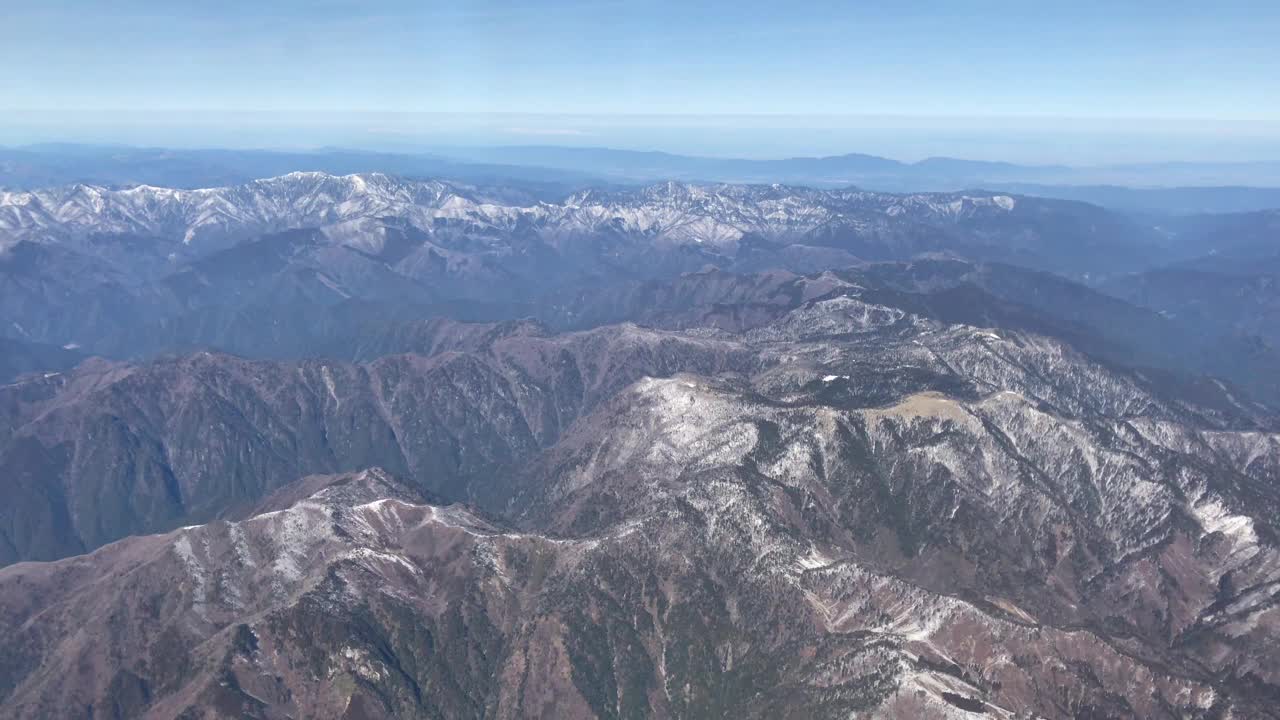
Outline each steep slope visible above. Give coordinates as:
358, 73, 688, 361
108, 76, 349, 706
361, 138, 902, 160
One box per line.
1091, 209, 1280, 352
0, 322, 758, 565
1104, 266, 1280, 348
508, 372, 1280, 717
1, 284, 1271, 563
4, 307, 1280, 716
842, 259, 1280, 410
3, 279, 1280, 717
0, 466, 962, 719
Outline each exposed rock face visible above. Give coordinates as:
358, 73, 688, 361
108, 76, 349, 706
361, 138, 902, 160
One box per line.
2, 284, 1279, 718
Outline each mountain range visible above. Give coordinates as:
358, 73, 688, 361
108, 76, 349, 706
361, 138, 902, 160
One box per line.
0, 168, 1278, 718
4, 172, 1275, 375
0, 171, 1188, 358
432, 145, 1280, 194
3, 274, 1279, 717
5, 144, 1280, 214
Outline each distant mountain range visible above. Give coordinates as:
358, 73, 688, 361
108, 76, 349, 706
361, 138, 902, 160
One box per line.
3, 172, 1274, 376
4, 144, 1280, 214
434, 144, 1280, 192
0, 172, 1173, 360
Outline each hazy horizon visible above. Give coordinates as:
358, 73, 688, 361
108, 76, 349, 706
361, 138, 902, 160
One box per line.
5, 1, 1279, 165
5, 111, 1280, 167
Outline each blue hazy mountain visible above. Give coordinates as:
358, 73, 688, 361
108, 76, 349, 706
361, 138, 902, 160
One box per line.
5, 144, 1280, 214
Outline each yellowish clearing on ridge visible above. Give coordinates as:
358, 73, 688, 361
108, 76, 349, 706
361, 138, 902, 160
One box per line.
863, 391, 972, 424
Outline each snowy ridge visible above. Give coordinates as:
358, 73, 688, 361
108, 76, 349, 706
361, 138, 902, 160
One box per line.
0, 172, 1024, 252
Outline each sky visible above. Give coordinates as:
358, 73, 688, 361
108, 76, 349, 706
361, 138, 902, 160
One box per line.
2, 0, 1278, 163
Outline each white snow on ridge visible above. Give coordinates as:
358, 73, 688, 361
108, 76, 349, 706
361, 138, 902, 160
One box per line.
0, 173, 1036, 254
1191, 497, 1259, 559
796, 547, 835, 571
1195, 499, 1254, 538
172, 533, 210, 618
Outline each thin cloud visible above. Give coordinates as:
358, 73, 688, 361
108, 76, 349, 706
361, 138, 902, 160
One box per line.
503, 127, 590, 136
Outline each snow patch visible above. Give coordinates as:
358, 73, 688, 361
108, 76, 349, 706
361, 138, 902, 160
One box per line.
797, 547, 835, 571
1191, 497, 1259, 562
173, 533, 209, 618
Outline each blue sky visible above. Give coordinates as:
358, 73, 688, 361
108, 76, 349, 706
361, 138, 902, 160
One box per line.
2, 0, 1278, 162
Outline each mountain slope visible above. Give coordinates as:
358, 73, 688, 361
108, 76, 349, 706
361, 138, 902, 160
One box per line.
4, 198, 1280, 718
0, 321, 762, 565
8, 264, 1280, 565
1105, 266, 1280, 347
4, 293, 1280, 715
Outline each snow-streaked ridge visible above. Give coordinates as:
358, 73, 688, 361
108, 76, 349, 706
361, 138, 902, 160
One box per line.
0, 173, 1025, 251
